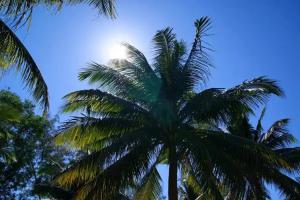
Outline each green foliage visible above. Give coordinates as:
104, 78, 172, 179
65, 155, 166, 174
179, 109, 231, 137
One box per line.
0, 90, 71, 199
54, 17, 299, 200
0, 90, 22, 164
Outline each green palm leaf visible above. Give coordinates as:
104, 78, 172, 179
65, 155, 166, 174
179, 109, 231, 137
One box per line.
183, 16, 212, 90
62, 89, 150, 120
182, 77, 282, 125
134, 152, 162, 200
0, 19, 49, 113
74, 143, 156, 200
260, 119, 296, 149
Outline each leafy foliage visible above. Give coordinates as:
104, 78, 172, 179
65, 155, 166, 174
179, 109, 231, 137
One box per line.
0, 90, 71, 199
0, 90, 22, 164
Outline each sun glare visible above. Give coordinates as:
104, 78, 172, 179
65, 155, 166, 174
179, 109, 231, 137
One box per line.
108, 43, 127, 59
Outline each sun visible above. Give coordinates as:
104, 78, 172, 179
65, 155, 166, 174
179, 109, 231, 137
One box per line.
108, 43, 127, 59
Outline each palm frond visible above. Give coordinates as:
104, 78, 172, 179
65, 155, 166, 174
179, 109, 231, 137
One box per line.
122, 42, 157, 78
79, 0, 116, 18
181, 130, 246, 199
183, 16, 212, 90
182, 128, 296, 199
33, 183, 74, 200
186, 158, 223, 200
79, 63, 149, 102
256, 107, 266, 135
200, 131, 299, 200
181, 88, 250, 124
167, 40, 189, 100
74, 143, 156, 200
225, 76, 283, 107
276, 147, 300, 170
55, 128, 153, 188
0, 19, 49, 113
108, 58, 161, 104
182, 77, 283, 125
227, 116, 255, 139
263, 169, 300, 200
260, 119, 296, 149
0, 0, 116, 27
62, 89, 149, 118
55, 116, 143, 148
202, 130, 289, 170
134, 164, 162, 200
179, 180, 200, 200
152, 27, 176, 84
243, 178, 270, 200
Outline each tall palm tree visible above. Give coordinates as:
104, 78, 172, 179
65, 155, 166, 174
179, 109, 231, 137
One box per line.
0, 0, 117, 113
55, 17, 293, 200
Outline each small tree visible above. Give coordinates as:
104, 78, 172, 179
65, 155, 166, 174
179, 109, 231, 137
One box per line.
0, 90, 70, 199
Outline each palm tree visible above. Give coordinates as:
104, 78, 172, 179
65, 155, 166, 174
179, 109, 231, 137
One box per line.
0, 0, 117, 113
224, 108, 300, 199
55, 17, 293, 200
179, 108, 300, 200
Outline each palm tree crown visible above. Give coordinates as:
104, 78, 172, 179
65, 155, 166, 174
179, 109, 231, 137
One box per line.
55, 17, 299, 200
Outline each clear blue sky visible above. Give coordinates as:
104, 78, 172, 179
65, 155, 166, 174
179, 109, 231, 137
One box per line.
1, 0, 300, 199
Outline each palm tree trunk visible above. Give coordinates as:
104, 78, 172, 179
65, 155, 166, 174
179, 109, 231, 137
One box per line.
168, 145, 178, 200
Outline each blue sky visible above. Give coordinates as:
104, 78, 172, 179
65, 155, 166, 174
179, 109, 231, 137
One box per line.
1, 0, 300, 199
